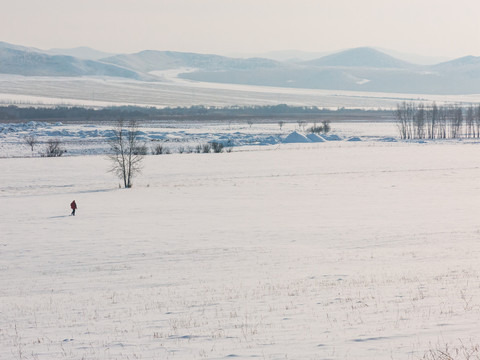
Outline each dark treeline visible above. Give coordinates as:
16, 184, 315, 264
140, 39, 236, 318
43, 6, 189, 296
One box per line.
0, 104, 390, 122
395, 102, 480, 140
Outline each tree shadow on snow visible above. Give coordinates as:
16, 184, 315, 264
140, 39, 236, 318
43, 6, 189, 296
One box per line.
75, 188, 117, 194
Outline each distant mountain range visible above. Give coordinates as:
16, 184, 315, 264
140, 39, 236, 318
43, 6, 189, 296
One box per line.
46, 46, 114, 60
1, 41, 480, 95
102, 50, 279, 73
0, 42, 148, 79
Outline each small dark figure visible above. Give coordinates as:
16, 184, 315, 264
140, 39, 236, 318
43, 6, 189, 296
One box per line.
70, 200, 77, 216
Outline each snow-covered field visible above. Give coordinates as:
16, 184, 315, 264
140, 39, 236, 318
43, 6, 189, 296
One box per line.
3, 119, 480, 359
3, 74, 480, 109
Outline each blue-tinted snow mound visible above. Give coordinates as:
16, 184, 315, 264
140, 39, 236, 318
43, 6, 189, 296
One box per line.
306, 133, 326, 142
283, 131, 311, 143
379, 137, 397, 142
347, 137, 362, 142
322, 134, 342, 141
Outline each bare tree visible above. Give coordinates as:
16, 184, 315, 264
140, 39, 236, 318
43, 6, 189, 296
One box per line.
107, 119, 145, 188
395, 102, 408, 139
437, 105, 447, 139
297, 120, 307, 131
202, 143, 212, 153
475, 105, 480, 138
395, 102, 416, 139
449, 105, 463, 139
466, 105, 474, 138
278, 121, 285, 130
24, 133, 38, 153
426, 102, 438, 139
43, 139, 65, 157
152, 143, 170, 155
322, 120, 331, 134
211, 142, 224, 153
414, 103, 426, 139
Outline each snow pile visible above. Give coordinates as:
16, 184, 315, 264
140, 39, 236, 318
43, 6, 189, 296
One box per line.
0, 120, 406, 157
306, 133, 326, 142
322, 134, 342, 141
0, 121, 49, 133
379, 137, 397, 142
282, 131, 310, 143
256, 135, 279, 145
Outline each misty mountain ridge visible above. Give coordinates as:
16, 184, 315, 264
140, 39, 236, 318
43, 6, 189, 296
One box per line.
46, 46, 114, 60
231, 50, 330, 62
101, 50, 279, 73
233, 48, 450, 65
432, 55, 480, 70
0, 45, 148, 80
1, 41, 480, 94
0, 41, 46, 54
178, 48, 480, 94
304, 47, 415, 69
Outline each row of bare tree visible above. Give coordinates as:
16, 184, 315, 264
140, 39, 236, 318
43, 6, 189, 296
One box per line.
395, 102, 480, 140
24, 135, 65, 157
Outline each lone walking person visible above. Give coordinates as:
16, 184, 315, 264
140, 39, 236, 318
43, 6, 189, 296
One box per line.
70, 200, 77, 216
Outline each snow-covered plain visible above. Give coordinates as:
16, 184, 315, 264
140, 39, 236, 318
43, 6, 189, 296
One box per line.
3, 120, 480, 359
3, 73, 480, 109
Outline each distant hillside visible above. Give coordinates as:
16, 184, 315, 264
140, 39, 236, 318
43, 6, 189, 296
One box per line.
304, 47, 415, 69
47, 46, 114, 60
233, 50, 330, 62
432, 56, 480, 72
375, 47, 451, 65
101, 50, 280, 73
0, 41, 44, 53
181, 63, 480, 95
0, 46, 147, 79
181, 47, 480, 94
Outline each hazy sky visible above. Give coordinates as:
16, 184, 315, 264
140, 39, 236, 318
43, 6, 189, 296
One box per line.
2, 0, 480, 58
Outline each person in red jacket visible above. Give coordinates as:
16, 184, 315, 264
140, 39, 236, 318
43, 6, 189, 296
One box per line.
70, 200, 77, 216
